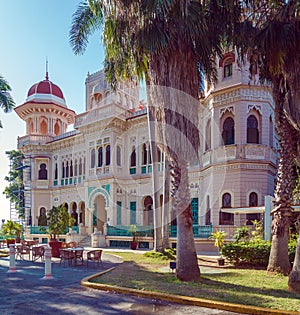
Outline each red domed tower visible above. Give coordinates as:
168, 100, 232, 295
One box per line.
15, 71, 75, 142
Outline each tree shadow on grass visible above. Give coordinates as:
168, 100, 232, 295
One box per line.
97, 261, 300, 312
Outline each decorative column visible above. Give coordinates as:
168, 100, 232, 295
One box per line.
7, 244, 17, 273
42, 246, 53, 280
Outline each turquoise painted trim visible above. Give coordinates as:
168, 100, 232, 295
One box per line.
88, 186, 110, 208
169, 224, 212, 238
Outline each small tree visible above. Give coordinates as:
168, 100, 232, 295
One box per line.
47, 205, 74, 241
211, 230, 227, 258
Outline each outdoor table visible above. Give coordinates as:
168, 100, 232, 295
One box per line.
64, 247, 84, 266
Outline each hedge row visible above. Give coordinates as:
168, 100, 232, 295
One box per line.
221, 240, 297, 267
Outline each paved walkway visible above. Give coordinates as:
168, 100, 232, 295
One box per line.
0, 249, 244, 315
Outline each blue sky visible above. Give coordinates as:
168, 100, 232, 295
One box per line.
0, 1, 105, 220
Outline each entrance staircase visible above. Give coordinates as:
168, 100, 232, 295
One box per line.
77, 235, 91, 248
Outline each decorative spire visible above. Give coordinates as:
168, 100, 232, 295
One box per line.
45, 57, 49, 80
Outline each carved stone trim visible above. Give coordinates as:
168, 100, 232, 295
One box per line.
220, 106, 234, 118
247, 104, 262, 115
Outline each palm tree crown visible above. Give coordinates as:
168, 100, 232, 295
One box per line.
0, 75, 15, 128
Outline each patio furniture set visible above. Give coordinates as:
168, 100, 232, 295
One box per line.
13, 240, 103, 268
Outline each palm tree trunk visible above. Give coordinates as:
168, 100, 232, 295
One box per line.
162, 157, 170, 249
147, 101, 164, 252
288, 217, 300, 293
171, 158, 200, 281
267, 109, 297, 275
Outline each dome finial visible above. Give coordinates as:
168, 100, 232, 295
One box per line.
45, 57, 49, 80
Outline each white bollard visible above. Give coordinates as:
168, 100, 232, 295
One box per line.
8, 244, 17, 273
42, 246, 53, 280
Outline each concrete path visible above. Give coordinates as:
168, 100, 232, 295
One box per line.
0, 250, 244, 315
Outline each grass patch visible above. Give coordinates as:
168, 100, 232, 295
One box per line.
92, 251, 300, 312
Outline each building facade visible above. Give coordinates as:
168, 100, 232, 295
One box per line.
15, 53, 277, 246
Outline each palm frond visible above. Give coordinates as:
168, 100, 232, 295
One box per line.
0, 75, 15, 114
69, 1, 104, 55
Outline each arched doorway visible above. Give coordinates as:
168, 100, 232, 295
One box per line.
143, 196, 153, 226
78, 201, 85, 225
70, 202, 78, 226
93, 195, 107, 233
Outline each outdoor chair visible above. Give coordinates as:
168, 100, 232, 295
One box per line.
61, 242, 67, 248
66, 241, 77, 248
74, 248, 84, 266
59, 248, 75, 267
86, 250, 103, 268
16, 245, 31, 261
32, 246, 45, 261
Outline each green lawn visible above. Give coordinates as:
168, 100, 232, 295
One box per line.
91, 251, 300, 312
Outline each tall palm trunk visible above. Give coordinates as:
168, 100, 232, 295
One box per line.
267, 91, 297, 274
288, 216, 300, 293
171, 159, 200, 281
162, 157, 170, 249
147, 103, 164, 252
147, 42, 201, 281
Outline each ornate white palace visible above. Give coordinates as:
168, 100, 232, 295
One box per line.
15, 52, 277, 249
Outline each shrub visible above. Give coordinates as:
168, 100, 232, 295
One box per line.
221, 240, 271, 267
233, 225, 250, 242
221, 238, 296, 267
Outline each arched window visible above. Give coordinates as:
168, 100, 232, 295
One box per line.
66, 161, 69, 178
142, 143, 147, 165
105, 145, 111, 166
38, 207, 47, 226
29, 119, 34, 134
220, 193, 234, 225
224, 58, 233, 78
222, 193, 231, 208
70, 160, 73, 177
222, 117, 235, 145
117, 146, 121, 166
54, 163, 58, 180
247, 192, 261, 224
249, 192, 258, 206
40, 207, 46, 216
205, 119, 211, 151
157, 148, 162, 162
74, 159, 78, 176
38, 163, 47, 180
205, 195, 211, 225
54, 122, 60, 135
40, 120, 47, 135
79, 158, 82, 175
62, 162, 65, 178
91, 149, 95, 168
98, 147, 103, 167
148, 145, 152, 164
247, 115, 259, 144
130, 147, 136, 167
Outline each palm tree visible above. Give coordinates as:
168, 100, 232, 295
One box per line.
243, 0, 300, 276
2, 220, 23, 239
70, 0, 243, 281
0, 75, 15, 127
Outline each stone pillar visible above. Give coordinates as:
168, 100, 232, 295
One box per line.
42, 246, 53, 279
8, 244, 16, 273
